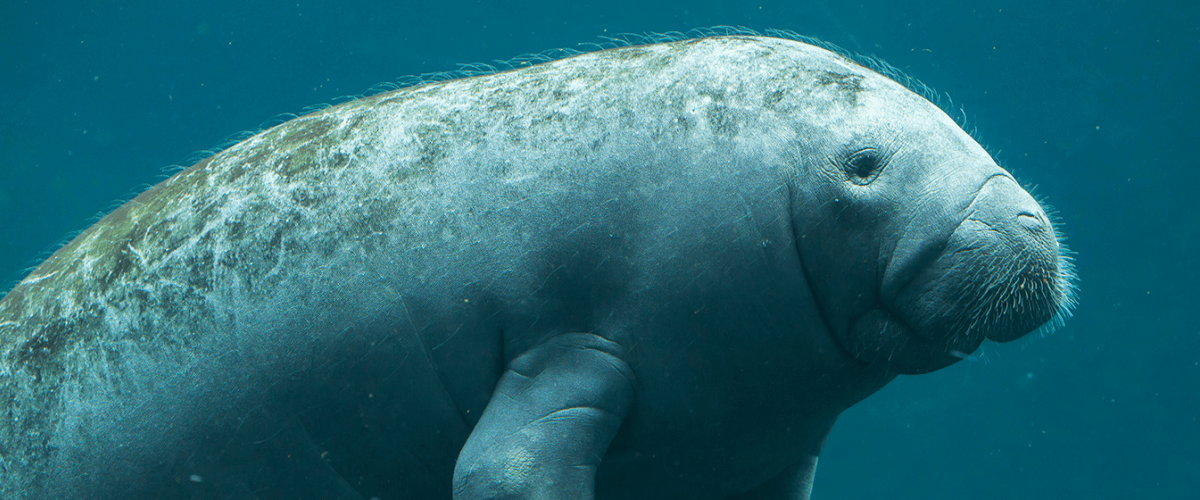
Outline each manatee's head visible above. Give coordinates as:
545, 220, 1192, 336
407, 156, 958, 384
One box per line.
782, 44, 1076, 375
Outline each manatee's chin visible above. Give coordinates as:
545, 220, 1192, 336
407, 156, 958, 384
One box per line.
839, 307, 981, 375
840, 250, 1061, 375
845, 250, 1062, 375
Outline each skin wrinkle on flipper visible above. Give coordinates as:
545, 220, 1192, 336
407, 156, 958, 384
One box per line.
0, 32, 1074, 500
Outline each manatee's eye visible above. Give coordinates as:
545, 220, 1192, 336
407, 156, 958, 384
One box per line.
845, 147, 885, 185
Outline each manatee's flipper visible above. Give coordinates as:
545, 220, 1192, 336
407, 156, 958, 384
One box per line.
452, 333, 636, 500
727, 455, 818, 500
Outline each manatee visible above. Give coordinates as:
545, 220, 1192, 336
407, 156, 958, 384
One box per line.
0, 35, 1074, 499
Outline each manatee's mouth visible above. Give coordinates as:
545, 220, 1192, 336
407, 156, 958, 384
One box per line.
838, 175, 1076, 374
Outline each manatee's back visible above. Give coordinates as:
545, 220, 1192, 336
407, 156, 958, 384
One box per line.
0, 36, 859, 497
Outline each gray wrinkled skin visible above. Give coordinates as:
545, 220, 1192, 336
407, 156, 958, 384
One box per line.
0, 36, 1073, 499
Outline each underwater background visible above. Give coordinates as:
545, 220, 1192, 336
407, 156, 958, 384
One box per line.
0, 0, 1195, 498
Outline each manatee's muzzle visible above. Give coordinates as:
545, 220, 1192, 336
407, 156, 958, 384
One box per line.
846, 175, 1071, 374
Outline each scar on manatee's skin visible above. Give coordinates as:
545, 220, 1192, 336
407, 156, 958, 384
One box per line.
816, 71, 866, 104
763, 89, 788, 107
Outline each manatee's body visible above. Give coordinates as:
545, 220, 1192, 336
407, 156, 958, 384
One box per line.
0, 36, 1072, 499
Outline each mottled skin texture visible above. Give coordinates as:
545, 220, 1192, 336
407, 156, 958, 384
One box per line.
0, 36, 1071, 499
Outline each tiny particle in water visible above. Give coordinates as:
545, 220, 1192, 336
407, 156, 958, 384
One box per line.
189, 475, 203, 483
949, 350, 981, 361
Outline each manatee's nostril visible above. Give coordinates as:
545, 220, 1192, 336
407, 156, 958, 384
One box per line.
1017, 212, 1045, 233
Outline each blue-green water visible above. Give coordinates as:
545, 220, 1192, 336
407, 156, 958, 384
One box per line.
1, 1, 1195, 498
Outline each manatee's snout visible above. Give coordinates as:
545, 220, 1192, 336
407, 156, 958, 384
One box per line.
847, 174, 1072, 374
964, 175, 1062, 342
895, 174, 1065, 350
